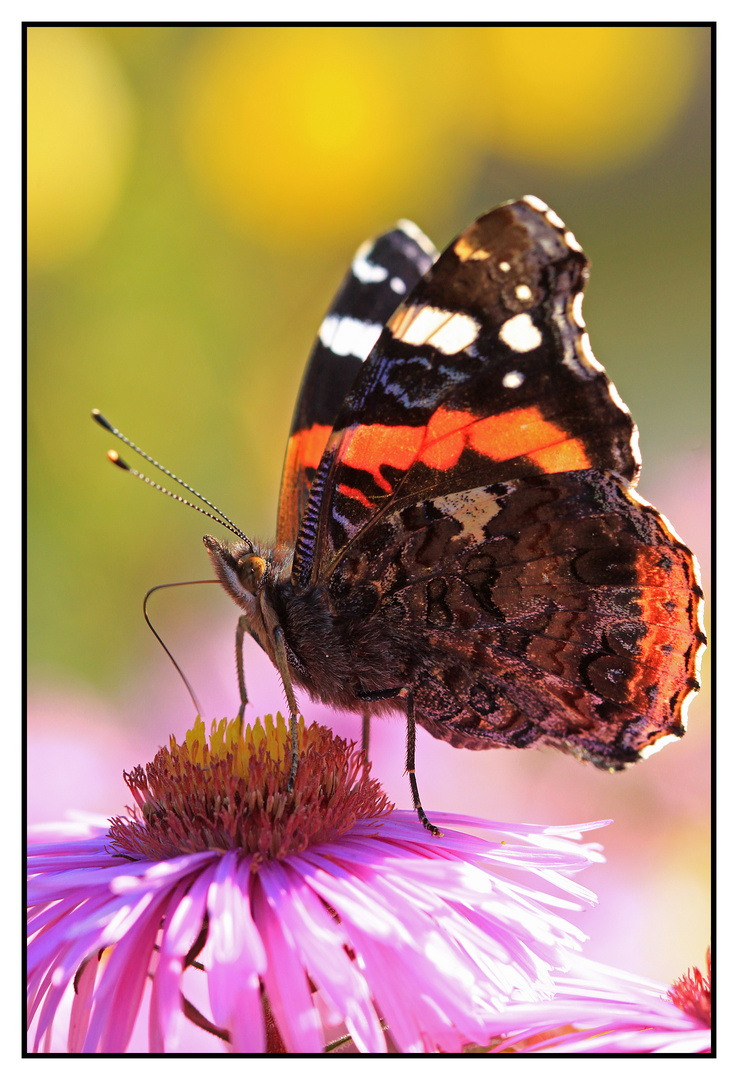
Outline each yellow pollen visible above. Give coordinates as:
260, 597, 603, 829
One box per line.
107, 715, 393, 863
184, 714, 300, 776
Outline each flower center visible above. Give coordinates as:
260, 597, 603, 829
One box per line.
668, 947, 711, 1026
107, 715, 393, 863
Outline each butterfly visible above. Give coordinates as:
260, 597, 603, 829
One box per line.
189, 197, 705, 832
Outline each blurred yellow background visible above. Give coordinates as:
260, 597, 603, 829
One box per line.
27, 26, 711, 992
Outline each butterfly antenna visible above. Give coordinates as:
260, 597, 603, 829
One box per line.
92, 409, 251, 545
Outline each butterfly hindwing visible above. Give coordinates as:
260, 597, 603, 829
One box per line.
325, 468, 702, 765
276, 221, 437, 547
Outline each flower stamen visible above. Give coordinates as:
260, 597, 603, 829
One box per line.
668, 947, 711, 1026
107, 715, 393, 863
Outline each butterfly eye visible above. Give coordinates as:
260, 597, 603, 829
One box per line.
237, 554, 267, 593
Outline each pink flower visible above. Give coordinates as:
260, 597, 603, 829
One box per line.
27, 715, 608, 1053
484, 951, 712, 1053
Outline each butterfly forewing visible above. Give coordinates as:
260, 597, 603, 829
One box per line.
276, 222, 437, 547
291, 198, 641, 588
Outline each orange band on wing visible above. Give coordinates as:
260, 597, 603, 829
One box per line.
286, 423, 334, 471
277, 423, 334, 544
421, 405, 591, 472
618, 545, 701, 719
337, 482, 375, 509
338, 404, 591, 494
341, 423, 425, 492
463, 406, 591, 469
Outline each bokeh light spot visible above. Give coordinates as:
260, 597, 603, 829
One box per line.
27, 27, 135, 271
458, 26, 699, 173
177, 28, 456, 247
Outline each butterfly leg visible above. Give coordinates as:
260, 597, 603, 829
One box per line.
356, 684, 441, 835
405, 690, 442, 837
361, 711, 371, 761
271, 625, 300, 791
235, 615, 250, 734
355, 683, 405, 762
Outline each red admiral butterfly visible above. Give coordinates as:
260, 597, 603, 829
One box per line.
100, 196, 707, 834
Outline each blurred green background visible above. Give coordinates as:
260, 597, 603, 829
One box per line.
27, 26, 711, 988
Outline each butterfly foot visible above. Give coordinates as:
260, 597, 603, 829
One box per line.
286, 712, 299, 792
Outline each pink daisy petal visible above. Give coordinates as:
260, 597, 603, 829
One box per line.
252, 872, 325, 1052
203, 853, 265, 1052
68, 954, 104, 1053
262, 862, 386, 1052
338, 928, 439, 1052
294, 849, 419, 945
485, 956, 712, 1054
29, 908, 115, 1050
83, 893, 169, 1052
149, 871, 212, 1052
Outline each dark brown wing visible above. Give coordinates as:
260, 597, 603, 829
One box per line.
326, 470, 705, 767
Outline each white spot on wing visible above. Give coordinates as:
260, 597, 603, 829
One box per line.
454, 236, 491, 262
389, 304, 479, 354
427, 313, 479, 354
515, 284, 533, 302
319, 314, 383, 360
650, 506, 688, 547
499, 313, 542, 353
571, 292, 586, 328
502, 370, 524, 389
498, 261, 511, 273
639, 733, 681, 760
431, 488, 502, 545
545, 208, 565, 229
679, 684, 701, 730
390, 277, 406, 294
352, 244, 389, 284
628, 487, 650, 509
564, 230, 583, 253
523, 194, 549, 212
630, 427, 642, 470
607, 379, 631, 415
395, 218, 437, 259
580, 332, 605, 372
